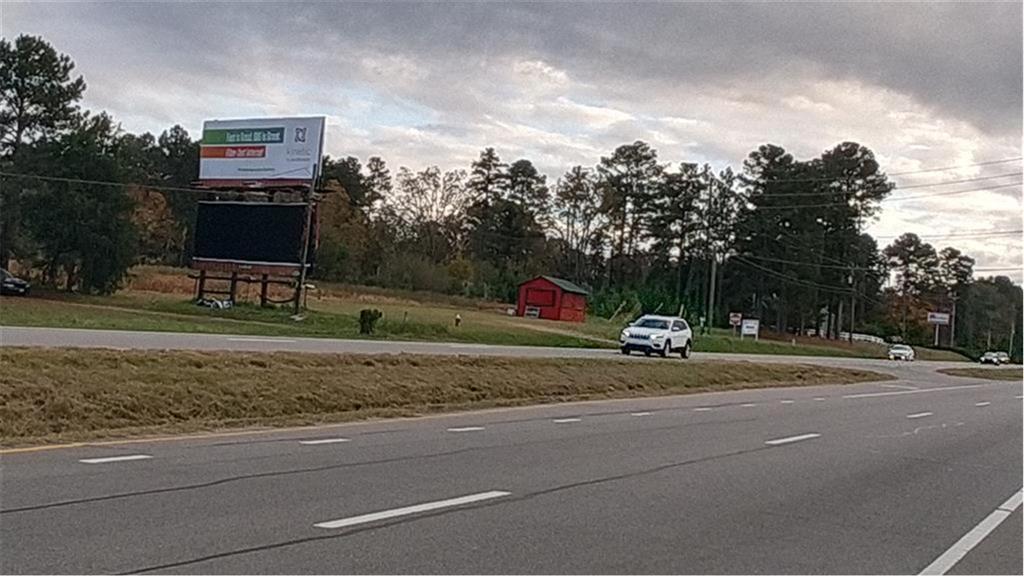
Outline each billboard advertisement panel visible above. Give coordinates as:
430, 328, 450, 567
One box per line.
192, 201, 316, 267
199, 117, 325, 182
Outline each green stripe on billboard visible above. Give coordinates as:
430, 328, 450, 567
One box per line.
202, 127, 285, 145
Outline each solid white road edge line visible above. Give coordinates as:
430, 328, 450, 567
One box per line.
315, 490, 511, 529
975, 401, 991, 407
906, 412, 933, 419
226, 337, 297, 343
918, 488, 1023, 575
79, 454, 153, 464
630, 412, 652, 417
764, 433, 821, 446
447, 427, 485, 432
552, 418, 581, 423
299, 438, 351, 445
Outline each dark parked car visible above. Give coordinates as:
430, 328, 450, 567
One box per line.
1, 268, 30, 296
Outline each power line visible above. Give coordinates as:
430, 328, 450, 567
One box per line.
0, 171, 221, 195
740, 157, 1021, 184
871, 229, 1022, 240
744, 172, 1021, 198
749, 180, 1021, 211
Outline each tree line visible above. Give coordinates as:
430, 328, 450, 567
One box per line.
2, 34, 1020, 358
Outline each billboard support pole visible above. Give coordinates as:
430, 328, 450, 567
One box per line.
294, 185, 314, 317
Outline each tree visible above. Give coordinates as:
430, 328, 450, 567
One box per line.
154, 125, 200, 265
506, 159, 549, 221
883, 233, 939, 338
1, 35, 87, 268
552, 166, 601, 283
597, 141, 663, 285
363, 156, 392, 218
467, 147, 508, 203
19, 112, 136, 293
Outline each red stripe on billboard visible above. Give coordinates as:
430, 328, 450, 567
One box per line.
200, 146, 267, 159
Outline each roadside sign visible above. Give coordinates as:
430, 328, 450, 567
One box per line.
927, 312, 950, 325
740, 318, 760, 339
729, 312, 742, 327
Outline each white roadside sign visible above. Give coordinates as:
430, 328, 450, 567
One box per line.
927, 312, 951, 325
199, 116, 325, 182
740, 318, 760, 339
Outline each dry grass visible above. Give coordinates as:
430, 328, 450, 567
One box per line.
0, 347, 888, 446
937, 367, 1022, 381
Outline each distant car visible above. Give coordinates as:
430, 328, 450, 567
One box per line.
980, 352, 1002, 365
0, 268, 30, 296
620, 315, 693, 359
996, 352, 1011, 365
888, 344, 915, 361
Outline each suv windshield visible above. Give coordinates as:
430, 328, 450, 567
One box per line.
890, 345, 911, 351
635, 319, 670, 330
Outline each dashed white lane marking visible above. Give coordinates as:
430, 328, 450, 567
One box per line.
906, 412, 933, 419
1016, 395, 1023, 399
225, 337, 297, 343
447, 427, 485, 432
693, 407, 712, 412
780, 400, 795, 404
552, 418, 581, 423
975, 401, 991, 407
919, 488, 1023, 575
315, 490, 511, 530
299, 438, 351, 445
813, 397, 826, 401
879, 383, 919, 391
764, 433, 821, 446
630, 412, 652, 417
844, 383, 991, 399
740, 403, 757, 408
79, 454, 152, 464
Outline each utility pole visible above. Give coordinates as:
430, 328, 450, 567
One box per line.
707, 252, 717, 334
848, 270, 855, 343
949, 291, 959, 348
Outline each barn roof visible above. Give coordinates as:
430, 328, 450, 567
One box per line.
532, 275, 589, 295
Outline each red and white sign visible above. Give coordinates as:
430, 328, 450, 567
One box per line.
729, 312, 743, 327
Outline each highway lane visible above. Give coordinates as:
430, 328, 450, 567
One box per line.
0, 325, 973, 376
1, 376, 1020, 574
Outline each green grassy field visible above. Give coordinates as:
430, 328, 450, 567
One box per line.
0, 265, 968, 361
0, 347, 889, 445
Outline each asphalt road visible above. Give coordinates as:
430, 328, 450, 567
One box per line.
1, 370, 1021, 574
0, 325, 972, 374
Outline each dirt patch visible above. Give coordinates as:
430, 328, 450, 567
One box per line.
0, 347, 889, 446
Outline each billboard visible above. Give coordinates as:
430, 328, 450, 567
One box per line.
192, 201, 316, 268
927, 312, 951, 325
199, 117, 325, 182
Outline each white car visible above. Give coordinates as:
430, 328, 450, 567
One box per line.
620, 315, 693, 359
888, 344, 915, 361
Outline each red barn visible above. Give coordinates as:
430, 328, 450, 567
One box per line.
516, 276, 588, 323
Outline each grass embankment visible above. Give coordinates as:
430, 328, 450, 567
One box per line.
937, 367, 1023, 381
0, 347, 889, 446
0, 265, 970, 361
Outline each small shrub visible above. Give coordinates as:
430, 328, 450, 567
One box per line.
359, 309, 383, 334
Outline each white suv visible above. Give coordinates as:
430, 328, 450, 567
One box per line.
620, 315, 693, 359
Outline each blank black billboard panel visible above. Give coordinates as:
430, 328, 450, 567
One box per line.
194, 201, 310, 265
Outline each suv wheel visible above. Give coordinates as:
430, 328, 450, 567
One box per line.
660, 341, 670, 358
680, 341, 692, 359
620, 347, 630, 355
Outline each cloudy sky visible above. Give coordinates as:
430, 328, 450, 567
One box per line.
6, 1, 1022, 279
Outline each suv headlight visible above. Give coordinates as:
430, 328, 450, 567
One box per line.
620, 329, 629, 339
